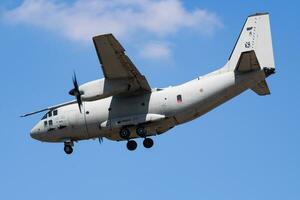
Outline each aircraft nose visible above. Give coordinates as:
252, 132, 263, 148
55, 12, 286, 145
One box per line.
30, 128, 38, 140
30, 125, 42, 140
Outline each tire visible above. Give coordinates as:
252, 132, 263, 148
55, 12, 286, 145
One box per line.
119, 128, 131, 139
136, 127, 147, 138
143, 138, 154, 149
64, 145, 73, 154
127, 140, 137, 151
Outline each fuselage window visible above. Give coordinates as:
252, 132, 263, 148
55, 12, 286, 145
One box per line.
49, 120, 53, 126
48, 111, 52, 117
177, 95, 183, 103
44, 121, 47, 127
53, 110, 58, 116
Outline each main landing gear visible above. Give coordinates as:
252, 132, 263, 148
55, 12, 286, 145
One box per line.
64, 141, 74, 155
126, 138, 154, 151
143, 138, 154, 149
120, 127, 154, 151
127, 140, 137, 151
136, 127, 147, 138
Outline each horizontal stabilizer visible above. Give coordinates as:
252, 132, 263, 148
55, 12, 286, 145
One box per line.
251, 80, 271, 96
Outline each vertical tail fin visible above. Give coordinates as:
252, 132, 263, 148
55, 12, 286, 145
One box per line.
227, 13, 275, 72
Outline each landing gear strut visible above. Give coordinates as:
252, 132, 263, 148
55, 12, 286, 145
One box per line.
64, 141, 74, 155
143, 138, 154, 149
127, 140, 137, 151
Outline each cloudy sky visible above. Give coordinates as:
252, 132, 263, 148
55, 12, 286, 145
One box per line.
1, 1, 300, 200
3, 0, 221, 60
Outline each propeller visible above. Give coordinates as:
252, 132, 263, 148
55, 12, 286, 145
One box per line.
69, 72, 83, 113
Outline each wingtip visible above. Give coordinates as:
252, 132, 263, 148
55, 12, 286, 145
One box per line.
92, 33, 113, 40
248, 12, 269, 18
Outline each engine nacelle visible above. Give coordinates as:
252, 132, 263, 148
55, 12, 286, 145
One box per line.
78, 78, 130, 101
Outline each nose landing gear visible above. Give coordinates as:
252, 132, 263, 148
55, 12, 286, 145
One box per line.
64, 141, 74, 155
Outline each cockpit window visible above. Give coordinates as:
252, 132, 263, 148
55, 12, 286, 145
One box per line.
48, 111, 52, 117
49, 120, 53, 126
53, 110, 58, 116
42, 113, 47, 120
44, 121, 47, 127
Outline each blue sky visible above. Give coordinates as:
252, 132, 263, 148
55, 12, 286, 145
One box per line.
1, 0, 300, 200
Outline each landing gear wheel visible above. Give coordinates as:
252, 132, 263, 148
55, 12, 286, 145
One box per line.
136, 127, 147, 138
119, 128, 131, 140
64, 145, 73, 154
127, 140, 137, 151
143, 138, 154, 149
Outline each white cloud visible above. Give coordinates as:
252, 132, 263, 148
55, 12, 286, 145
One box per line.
2, 0, 222, 60
140, 42, 171, 60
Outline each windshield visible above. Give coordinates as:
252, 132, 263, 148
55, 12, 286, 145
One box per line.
41, 110, 58, 120
41, 113, 47, 120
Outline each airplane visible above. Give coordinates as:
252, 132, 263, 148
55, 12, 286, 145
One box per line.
22, 13, 275, 154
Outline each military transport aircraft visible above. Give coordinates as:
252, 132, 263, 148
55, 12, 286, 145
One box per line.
22, 13, 275, 154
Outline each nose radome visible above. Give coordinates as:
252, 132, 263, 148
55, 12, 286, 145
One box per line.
30, 124, 41, 140
30, 127, 37, 139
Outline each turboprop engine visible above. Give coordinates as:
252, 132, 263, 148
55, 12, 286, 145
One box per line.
68, 72, 134, 113
82, 78, 131, 100
69, 78, 130, 102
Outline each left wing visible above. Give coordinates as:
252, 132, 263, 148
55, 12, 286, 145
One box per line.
93, 34, 151, 93
21, 100, 77, 117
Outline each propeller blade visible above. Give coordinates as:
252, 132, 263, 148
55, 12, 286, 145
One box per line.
76, 93, 82, 113
72, 72, 79, 91
70, 72, 83, 113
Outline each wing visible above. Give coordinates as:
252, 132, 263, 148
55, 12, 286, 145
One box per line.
21, 100, 77, 117
93, 34, 151, 93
